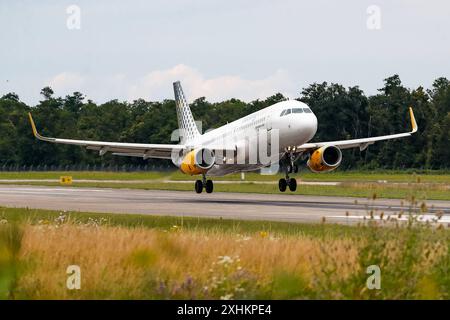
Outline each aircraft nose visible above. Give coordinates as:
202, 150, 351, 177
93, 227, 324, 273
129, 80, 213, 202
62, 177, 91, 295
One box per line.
294, 112, 317, 141
303, 112, 318, 140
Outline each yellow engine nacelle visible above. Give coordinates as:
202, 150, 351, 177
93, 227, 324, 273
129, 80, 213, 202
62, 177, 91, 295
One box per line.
180, 148, 216, 175
307, 145, 342, 173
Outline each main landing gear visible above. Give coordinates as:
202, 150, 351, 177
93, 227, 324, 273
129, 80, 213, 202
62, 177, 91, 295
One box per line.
195, 174, 214, 194
279, 151, 299, 192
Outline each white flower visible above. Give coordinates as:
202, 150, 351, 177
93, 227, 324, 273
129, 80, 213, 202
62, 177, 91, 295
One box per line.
220, 294, 233, 300
55, 212, 67, 224
218, 255, 233, 265
0, 219, 8, 224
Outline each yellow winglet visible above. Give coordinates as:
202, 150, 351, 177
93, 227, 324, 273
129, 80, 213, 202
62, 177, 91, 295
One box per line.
28, 112, 38, 138
409, 107, 418, 133
28, 112, 57, 142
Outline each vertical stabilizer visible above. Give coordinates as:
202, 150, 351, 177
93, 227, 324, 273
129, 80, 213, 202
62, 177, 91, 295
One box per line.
173, 81, 201, 144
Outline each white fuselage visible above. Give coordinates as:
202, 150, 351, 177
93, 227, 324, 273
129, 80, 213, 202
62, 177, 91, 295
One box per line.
187, 100, 318, 176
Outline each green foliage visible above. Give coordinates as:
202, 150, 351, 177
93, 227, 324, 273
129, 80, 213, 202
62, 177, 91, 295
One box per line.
0, 74, 449, 169
0, 223, 24, 299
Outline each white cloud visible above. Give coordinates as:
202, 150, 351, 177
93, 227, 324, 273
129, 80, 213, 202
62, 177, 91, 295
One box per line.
47, 65, 295, 103
129, 64, 295, 102
48, 72, 85, 94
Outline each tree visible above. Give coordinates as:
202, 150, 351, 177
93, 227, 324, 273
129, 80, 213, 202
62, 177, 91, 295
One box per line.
40, 87, 54, 100
0, 78, 448, 170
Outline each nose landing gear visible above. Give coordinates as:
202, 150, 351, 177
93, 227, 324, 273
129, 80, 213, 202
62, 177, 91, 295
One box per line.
195, 174, 214, 194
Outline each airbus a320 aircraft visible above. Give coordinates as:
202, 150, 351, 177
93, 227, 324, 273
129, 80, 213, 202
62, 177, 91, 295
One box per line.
28, 81, 418, 194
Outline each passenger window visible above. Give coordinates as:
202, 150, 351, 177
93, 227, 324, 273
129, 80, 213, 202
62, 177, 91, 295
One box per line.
292, 108, 303, 113
303, 108, 312, 113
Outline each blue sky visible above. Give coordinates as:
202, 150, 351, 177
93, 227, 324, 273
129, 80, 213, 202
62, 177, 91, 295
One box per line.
1, 0, 449, 105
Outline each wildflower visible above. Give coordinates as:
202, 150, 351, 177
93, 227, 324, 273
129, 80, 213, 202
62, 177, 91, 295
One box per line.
0, 219, 7, 224
259, 231, 268, 238
236, 235, 251, 242
55, 212, 67, 224
218, 255, 233, 265
220, 293, 233, 300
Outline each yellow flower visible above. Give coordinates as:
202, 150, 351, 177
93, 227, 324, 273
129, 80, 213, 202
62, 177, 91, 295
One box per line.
259, 231, 268, 238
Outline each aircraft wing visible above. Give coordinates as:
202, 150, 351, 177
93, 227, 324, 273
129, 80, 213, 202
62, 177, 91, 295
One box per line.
297, 107, 418, 152
28, 113, 185, 159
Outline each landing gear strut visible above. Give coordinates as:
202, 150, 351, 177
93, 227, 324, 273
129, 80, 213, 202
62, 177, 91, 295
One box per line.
195, 174, 214, 194
278, 151, 298, 192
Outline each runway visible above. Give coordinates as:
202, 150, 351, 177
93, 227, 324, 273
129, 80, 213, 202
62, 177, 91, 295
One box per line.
0, 185, 449, 225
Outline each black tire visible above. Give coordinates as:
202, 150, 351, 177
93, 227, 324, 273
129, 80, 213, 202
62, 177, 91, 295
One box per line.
278, 178, 287, 192
288, 178, 297, 192
205, 180, 214, 193
195, 180, 203, 193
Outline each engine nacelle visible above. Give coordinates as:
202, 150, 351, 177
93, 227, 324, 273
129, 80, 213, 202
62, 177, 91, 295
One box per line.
307, 145, 342, 173
180, 148, 216, 175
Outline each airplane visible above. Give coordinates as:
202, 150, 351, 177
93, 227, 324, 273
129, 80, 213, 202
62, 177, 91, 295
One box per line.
28, 81, 418, 194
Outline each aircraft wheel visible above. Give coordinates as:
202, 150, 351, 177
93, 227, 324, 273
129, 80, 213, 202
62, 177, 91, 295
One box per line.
195, 180, 203, 193
278, 178, 287, 192
205, 180, 214, 193
288, 178, 297, 192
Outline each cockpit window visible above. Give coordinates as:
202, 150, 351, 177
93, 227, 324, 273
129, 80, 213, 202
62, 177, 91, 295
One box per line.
285, 109, 291, 115
280, 110, 286, 116
303, 108, 312, 113
292, 108, 303, 113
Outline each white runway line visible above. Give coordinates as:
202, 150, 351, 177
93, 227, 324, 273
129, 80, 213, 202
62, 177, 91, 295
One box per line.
0, 179, 340, 186
328, 214, 450, 224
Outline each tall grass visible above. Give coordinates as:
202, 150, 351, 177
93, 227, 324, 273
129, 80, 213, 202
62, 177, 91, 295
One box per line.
0, 222, 23, 299
0, 209, 448, 299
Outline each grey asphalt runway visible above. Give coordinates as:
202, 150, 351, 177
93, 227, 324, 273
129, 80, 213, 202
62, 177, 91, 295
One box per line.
0, 185, 449, 224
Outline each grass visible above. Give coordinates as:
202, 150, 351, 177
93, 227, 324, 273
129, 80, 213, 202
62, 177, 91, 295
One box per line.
0, 170, 449, 183
0, 206, 449, 299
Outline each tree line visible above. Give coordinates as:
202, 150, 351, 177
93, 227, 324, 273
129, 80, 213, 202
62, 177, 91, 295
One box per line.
0, 75, 449, 170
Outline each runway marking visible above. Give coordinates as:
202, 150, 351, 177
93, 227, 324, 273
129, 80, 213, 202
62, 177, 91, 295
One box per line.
0, 187, 108, 193
328, 214, 450, 224
0, 179, 340, 186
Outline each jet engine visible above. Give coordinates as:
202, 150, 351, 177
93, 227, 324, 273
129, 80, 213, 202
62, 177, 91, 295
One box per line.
180, 148, 216, 175
307, 145, 342, 173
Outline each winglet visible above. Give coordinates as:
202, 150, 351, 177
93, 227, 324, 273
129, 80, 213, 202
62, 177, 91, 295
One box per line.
28, 112, 54, 141
28, 112, 39, 138
409, 107, 418, 133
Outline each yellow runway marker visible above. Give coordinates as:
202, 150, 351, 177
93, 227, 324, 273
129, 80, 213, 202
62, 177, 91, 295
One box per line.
60, 176, 73, 185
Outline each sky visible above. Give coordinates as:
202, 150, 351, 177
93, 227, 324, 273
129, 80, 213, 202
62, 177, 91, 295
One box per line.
1, 0, 449, 105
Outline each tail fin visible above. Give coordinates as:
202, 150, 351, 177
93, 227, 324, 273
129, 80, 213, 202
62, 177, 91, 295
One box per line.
173, 81, 201, 144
